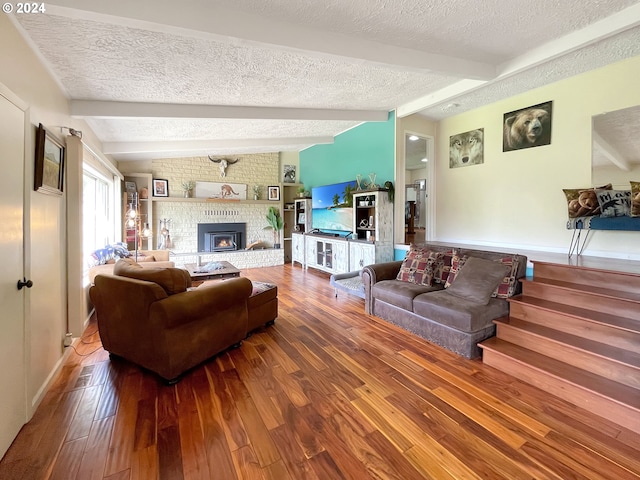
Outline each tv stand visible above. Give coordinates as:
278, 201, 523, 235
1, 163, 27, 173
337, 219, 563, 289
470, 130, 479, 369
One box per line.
304, 233, 349, 274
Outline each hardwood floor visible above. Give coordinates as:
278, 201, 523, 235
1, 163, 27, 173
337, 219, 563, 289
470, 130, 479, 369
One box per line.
2, 264, 640, 479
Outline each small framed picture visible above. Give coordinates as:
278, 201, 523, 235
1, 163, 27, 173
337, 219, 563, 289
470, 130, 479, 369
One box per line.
34, 123, 65, 196
125, 181, 137, 193
298, 213, 306, 224
268, 185, 280, 201
283, 164, 296, 183
152, 178, 169, 197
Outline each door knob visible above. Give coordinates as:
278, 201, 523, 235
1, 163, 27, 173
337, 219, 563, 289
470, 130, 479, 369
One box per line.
17, 278, 33, 290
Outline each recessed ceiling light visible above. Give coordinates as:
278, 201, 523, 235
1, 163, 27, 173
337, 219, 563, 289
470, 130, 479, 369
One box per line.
421, 158, 428, 162
408, 135, 419, 141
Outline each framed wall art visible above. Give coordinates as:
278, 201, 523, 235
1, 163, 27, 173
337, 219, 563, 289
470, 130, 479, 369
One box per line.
268, 185, 281, 201
503, 101, 552, 152
152, 178, 169, 197
34, 123, 65, 195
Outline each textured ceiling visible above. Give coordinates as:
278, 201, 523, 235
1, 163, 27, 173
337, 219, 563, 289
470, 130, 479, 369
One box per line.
10, 0, 640, 161
593, 105, 640, 169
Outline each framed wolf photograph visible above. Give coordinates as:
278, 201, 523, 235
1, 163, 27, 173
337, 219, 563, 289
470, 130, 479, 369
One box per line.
283, 164, 296, 183
503, 101, 552, 152
449, 128, 484, 168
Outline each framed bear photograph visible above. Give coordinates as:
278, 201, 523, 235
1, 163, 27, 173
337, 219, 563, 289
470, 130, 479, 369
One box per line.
503, 101, 552, 152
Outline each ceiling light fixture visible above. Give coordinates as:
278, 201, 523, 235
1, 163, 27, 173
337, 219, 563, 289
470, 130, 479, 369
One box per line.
408, 135, 419, 141
421, 158, 428, 162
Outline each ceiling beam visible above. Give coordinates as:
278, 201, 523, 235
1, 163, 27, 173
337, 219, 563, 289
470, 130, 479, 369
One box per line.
592, 130, 630, 171
44, 1, 495, 80
397, 3, 640, 116
70, 101, 389, 122
103, 137, 334, 155
396, 79, 488, 118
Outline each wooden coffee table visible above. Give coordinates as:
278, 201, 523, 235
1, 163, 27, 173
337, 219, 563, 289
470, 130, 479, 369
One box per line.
184, 261, 240, 282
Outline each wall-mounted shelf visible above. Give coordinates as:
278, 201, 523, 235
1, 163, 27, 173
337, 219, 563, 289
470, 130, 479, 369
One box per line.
152, 197, 276, 204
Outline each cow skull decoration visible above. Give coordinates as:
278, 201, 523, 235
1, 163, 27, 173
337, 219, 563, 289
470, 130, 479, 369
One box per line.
208, 156, 239, 178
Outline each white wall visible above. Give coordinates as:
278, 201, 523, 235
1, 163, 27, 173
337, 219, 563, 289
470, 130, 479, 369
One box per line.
435, 55, 640, 259
0, 15, 109, 414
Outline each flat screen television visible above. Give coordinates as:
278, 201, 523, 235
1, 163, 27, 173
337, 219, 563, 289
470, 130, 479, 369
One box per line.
311, 180, 357, 234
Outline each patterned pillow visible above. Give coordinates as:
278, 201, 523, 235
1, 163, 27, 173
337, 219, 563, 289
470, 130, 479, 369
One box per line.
444, 253, 468, 288
397, 246, 443, 286
433, 249, 456, 284
595, 189, 631, 217
562, 183, 612, 218
491, 256, 521, 298
631, 181, 640, 217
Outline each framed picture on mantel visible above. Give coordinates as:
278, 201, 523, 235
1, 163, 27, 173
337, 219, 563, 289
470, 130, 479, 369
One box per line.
268, 185, 280, 201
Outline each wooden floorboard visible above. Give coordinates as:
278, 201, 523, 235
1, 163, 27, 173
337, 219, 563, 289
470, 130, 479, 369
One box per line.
1, 264, 640, 479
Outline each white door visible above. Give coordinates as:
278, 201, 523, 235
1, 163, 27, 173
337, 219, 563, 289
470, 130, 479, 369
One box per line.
0, 92, 27, 458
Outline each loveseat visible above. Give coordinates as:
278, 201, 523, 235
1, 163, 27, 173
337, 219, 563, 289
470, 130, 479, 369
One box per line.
88, 249, 174, 284
90, 258, 254, 383
362, 243, 527, 358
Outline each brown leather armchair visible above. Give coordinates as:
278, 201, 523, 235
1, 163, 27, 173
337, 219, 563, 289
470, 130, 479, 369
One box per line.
89, 258, 253, 383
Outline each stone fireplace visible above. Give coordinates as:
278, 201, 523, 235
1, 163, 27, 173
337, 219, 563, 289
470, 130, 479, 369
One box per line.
197, 222, 246, 252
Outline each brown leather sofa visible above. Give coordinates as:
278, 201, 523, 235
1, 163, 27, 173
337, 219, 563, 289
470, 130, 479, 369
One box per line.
89, 258, 254, 383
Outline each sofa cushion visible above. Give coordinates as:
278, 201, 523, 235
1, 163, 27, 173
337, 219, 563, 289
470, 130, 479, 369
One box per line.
433, 249, 455, 284
396, 245, 443, 286
114, 258, 191, 295
372, 279, 442, 311
491, 255, 521, 299
413, 290, 509, 333
444, 253, 468, 288
446, 257, 511, 305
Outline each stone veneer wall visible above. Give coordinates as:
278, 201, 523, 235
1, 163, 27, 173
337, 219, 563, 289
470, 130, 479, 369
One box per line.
151, 153, 284, 268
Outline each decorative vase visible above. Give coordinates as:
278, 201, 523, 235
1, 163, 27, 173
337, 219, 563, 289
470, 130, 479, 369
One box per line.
254, 194, 259, 200
184, 190, 192, 198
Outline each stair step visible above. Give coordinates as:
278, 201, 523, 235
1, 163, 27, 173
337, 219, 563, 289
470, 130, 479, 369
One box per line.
508, 295, 640, 350
532, 261, 640, 294
494, 317, 640, 389
521, 278, 640, 320
479, 338, 640, 436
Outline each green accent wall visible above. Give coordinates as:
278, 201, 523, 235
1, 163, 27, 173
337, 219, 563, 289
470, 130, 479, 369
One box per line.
299, 111, 395, 189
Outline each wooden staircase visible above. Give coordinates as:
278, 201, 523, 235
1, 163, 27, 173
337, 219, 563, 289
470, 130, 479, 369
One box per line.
479, 261, 640, 435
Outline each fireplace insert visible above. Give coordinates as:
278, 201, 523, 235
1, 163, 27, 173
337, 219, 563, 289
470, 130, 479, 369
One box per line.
197, 222, 246, 252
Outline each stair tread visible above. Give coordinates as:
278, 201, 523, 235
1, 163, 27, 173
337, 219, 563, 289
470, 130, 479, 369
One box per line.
494, 317, 640, 367
509, 295, 640, 334
523, 277, 640, 303
480, 338, 640, 408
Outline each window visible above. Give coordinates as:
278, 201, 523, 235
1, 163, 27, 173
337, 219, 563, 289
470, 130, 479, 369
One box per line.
83, 163, 116, 274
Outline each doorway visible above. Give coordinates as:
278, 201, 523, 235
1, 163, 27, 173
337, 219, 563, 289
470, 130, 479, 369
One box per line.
404, 133, 429, 244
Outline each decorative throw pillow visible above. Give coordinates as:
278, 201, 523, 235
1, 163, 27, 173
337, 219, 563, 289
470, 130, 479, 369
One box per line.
631, 181, 640, 217
595, 189, 631, 217
491, 256, 521, 298
396, 245, 442, 286
562, 183, 612, 218
444, 253, 468, 288
446, 257, 511, 305
433, 249, 456, 284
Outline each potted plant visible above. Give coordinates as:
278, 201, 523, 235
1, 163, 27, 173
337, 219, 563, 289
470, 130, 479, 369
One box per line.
182, 180, 195, 198
297, 185, 307, 198
253, 185, 261, 200
264, 206, 284, 248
